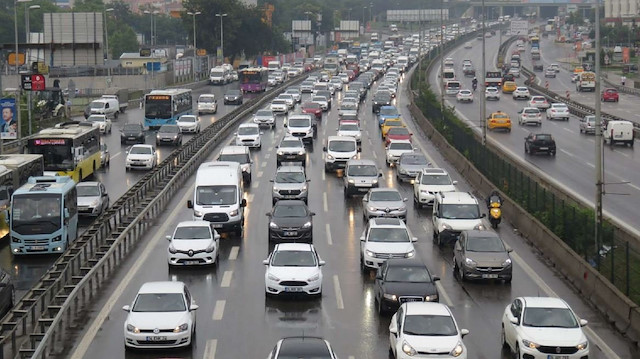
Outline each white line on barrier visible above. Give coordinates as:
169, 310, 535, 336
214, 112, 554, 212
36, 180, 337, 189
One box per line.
212, 300, 226, 320
229, 246, 239, 261
326, 223, 333, 245
203, 339, 217, 359
221, 271, 233, 287
323, 192, 328, 212
333, 275, 344, 309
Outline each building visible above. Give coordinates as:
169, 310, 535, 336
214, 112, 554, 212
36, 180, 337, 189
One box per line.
604, 0, 640, 25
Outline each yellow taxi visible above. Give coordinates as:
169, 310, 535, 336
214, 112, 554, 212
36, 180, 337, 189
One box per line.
381, 118, 406, 137
487, 111, 512, 131
502, 81, 517, 93
573, 66, 584, 74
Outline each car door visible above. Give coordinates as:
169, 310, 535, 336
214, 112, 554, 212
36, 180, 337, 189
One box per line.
454, 232, 466, 266
100, 183, 109, 211
374, 262, 387, 303
504, 298, 522, 348
360, 222, 370, 256
389, 306, 404, 354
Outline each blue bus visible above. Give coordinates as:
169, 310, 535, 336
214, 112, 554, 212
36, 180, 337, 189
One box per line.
144, 89, 193, 129
9, 176, 78, 255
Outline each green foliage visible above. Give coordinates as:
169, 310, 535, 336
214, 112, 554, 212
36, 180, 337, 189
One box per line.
110, 24, 139, 59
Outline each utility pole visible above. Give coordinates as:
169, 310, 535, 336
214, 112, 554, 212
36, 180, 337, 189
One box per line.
594, 0, 603, 266
481, 0, 487, 145
440, 0, 445, 122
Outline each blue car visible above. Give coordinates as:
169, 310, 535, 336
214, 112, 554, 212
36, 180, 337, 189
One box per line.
377, 105, 401, 126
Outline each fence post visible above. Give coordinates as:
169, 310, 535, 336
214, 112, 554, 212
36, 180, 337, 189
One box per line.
611, 238, 615, 285
626, 241, 630, 296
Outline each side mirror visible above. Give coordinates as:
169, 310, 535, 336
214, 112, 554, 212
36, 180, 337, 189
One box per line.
378, 173, 383, 177
323, 146, 327, 152
187, 200, 193, 209
579, 319, 588, 327
189, 304, 199, 311
509, 316, 519, 325
265, 212, 271, 217
460, 328, 469, 337
389, 321, 398, 334
412, 237, 418, 242
375, 271, 383, 279
506, 246, 513, 253
64, 208, 70, 219
310, 212, 316, 216
360, 236, 365, 241
481, 213, 486, 218
262, 259, 269, 265
241, 198, 247, 207
269, 179, 274, 182
319, 260, 326, 266
432, 276, 440, 281
122, 305, 131, 312
166, 235, 172, 241
306, 179, 311, 182
357, 147, 361, 152
403, 198, 408, 202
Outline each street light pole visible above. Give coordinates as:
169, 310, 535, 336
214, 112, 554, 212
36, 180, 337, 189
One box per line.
15, 0, 33, 73
481, 0, 487, 146
216, 13, 228, 64
187, 11, 201, 50
594, 0, 604, 267
104, 8, 114, 83
440, 0, 445, 121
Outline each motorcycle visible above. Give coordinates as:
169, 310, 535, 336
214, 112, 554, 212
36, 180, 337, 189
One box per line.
472, 82, 477, 91
489, 200, 502, 228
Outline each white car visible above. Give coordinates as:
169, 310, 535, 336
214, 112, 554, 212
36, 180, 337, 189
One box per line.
329, 78, 343, 91
235, 123, 262, 148
123, 281, 198, 349
485, 87, 500, 100
76, 181, 109, 217
197, 94, 217, 114
547, 103, 570, 121
464, 41, 472, 49
337, 121, 362, 143
360, 218, 417, 271
312, 96, 329, 111
456, 89, 474, 102
413, 167, 457, 207
549, 63, 560, 72
167, 221, 220, 266
512, 87, 530, 100
529, 96, 551, 111
518, 107, 542, 126
253, 109, 276, 128
86, 114, 112, 134
270, 99, 289, 114
284, 88, 302, 103
502, 297, 589, 359
389, 302, 469, 359
277, 94, 296, 109
263, 243, 325, 297
125, 144, 156, 171
385, 140, 414, 166
176, 115, 201, 133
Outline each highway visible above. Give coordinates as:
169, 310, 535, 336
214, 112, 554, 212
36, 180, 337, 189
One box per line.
60, 63, 636, 358
430, 34, 640, 229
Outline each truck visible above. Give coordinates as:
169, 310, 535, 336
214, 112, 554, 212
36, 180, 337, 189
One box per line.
576, 71, 596, 92
485, 71, 503, 88
102, 87, 129, 114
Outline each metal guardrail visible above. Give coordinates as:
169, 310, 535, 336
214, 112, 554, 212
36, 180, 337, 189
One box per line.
601, 74, 640, 96
0, 74, 306, 358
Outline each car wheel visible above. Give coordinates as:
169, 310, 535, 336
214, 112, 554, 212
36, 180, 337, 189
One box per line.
516, 346, 522, 359
504, 276, 512, 284
377, 296, 385, 314
360, 256, 367, 273
500, 325, 509, 350
458, 263, 467, 281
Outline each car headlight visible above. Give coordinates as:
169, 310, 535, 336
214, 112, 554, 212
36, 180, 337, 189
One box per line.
398, 168, 407, 174
156, 134, 161, 139
372, 179, 378, 184
90, 199, 100, 207
441, 223, 452, 230
348, 179, 355, 184
365, 249, 375, 257
267, 273, 280, 281
303, 221, 312, 228
168, 244, 177, 254
273, 187, 280, 193
205, 243, 216, 253
120, 133, 125, 137
405, 250, 415, 258
425, 294, 438, 301
269, 222, 278, 229
326, 154, 334, 160
522, 339, 540, 349
277, 150, 284, 155
229, 209, 239, 217
383, 293, 398, 301
502, 258, 512, 266
126, 324, 140, 333
464, 257, 477, 266
173, 323, 189, 333
402, 341, 417, 356
308, 274, 320, 282
194, 210, 203, 217
474, 223, 485, 230
576, 341, 588, 350
450, 342, 464, 357
298, 151, 305, 155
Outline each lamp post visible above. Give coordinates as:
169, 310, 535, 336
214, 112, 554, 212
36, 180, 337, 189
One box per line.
25, 4, 39, 43
187, 11, 201, 50
216, 13, 228, 64
481, 0, 487, 146
15, 0, 32, 73
104, 8, 114, 82
440, 0, 445, 122
362, 7, 367, 28
347, 8, 352, 21
144, 9, 160, 89
369, 2, 372, 23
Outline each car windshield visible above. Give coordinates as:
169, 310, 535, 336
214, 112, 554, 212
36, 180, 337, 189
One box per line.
421, 174, 451, 185
341, 103, 357, 110
272, 100, 286, 105
368, 228, 410, 242
275, 171, 305, 183
87, 116, 105, 122
199, 97, 215, 103
129, 147, 152, 155
256, 110, 273, 117
385, 266, 431, 282
238, 127, 259, 135
389, 142, 413, 150
466, 235, 505, 252
522, 307, 578, 328
227, 90, 240, 96
273, 204, 307, 218
493, 113, 508, 119
403, 315, 458, 336
196, 185, 237, 205
339, 124, 359, 132
534, 134, 552, 141
77, 185, 100, 197
347, 165, 377, 176
388, 128, 410, 135
132, 293, 186, 312
524, 109, 539, 114
179, 116, 196, 123
401, 155, 429, 166
159, 125, 178, 134
289, 119, 310, 127
271, 250, 317, 267
328, 140, 356, 152
304, 102, 320, 109
281, 140, 302, 148
124, 124, 141, 132
380, 108, 399, 117
370, 190, 402, 202
440, 204, 480, 219
173, 226, 211, 240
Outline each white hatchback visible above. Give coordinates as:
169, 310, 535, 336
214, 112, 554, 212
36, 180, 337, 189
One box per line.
512, 87, 530, 100
547, 103, 570, 121
264, 243, 325, 297
386, 140, 414, 166
518, 107, 542, 126
176, 115, 201, 133
235, 123, 262, 148
456, 89, 474, 102
167, 221, 220, 266
125, 144, 156, 171
485, 87, 500, 100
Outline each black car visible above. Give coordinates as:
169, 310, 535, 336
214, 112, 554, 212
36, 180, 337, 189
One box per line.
266, 200, 315, 242
268, 337, 339, 359
374, 257, 440, 314
120, 123, 145, 144
502, 74, 515, 83
525, 133, 556, 155
372, 91, 393, 113
0, 270, 14, 318
155, 124, 182, 146
224, 90, 244, 105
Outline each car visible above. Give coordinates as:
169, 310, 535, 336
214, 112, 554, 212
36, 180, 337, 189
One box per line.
217, 145, 252, 184
266, 200, 315, 242
378, 105, 401, 126
502, 73, 515, 83
100, 142, 110, 167
525, 133, 556, 155
277, 94, 296, 109
316, 90, 333, 108
359, 218, 417, 272
464, 41, 472, 49
579, 115, 597, 134
223, 90, 243, 105
86, 114, 112, 134
312, 95, 330, 111
547, 103, 570, 121
235, 123, 262, 148
323, 136, 359, 172
196, 93, 218, 114
120, 123, 145, 144
337, 121, 362, 143
413, 168, 457, 208
76, 181, 109, 217
329, 78, 343, 91
125, 144, 156, 171
381, 118, 406, 138
571, 73, 580, 83
123, 281, 197, 349
0, 269, 14, 318
372, 91, 393, 113
502, 81, 517, 94
453, 230, 512, 282
487, 111, 512, 131
456, 89, 474, 102
385, 126, 412, 145
270, 99, 289, 114
385, 140, 414, 166
300, 81, 314, 93
601, 88, 619, 102
285, 115, 315, 145
431, 191, 485, 246
344, 159, 382, 197
485, 87, 500, 100
544, 68, 556, 78
389, 302, 469, 359
285, 87, 302, 103
276, 136, 306, 166
396, 152, 430, 183
271, 165, 309, 204
528, 96, 550, 111
518, 107, 542, 126
263, 243, 324, 297
512, 87, 530, 100
302, 102, 322, 119
176, 115, 201, 133
267, 337, 339, 359
253, 109, 276, 128
156, 124, 182, 146
363, 188, 408, 221
508, 67, 521, 78
166, 221, 220, 266
549, 63, 560, 72
502, 297, 589, 359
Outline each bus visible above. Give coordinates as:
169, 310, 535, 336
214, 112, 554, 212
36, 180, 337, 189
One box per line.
25, 122, 101, 183
531, 36, 540, 49
239, 67, 269, 93
144, 88, 193, 128
10, 176, 78, 255
0, 155, 44, 239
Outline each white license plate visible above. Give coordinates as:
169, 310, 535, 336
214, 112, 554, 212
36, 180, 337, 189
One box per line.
128, 137, 136, 140
284, 287, 303, 292
145, 336, 167, 341
358, 188, 370, 192
284, 231, 297, 236
539, 147, 548, 150
184, 260, 200, 265
547, 356, 569, 359
482, 274, 499, 279
30, 246, 46, 251
211, 224, 223, 228
283, 195, 296, 198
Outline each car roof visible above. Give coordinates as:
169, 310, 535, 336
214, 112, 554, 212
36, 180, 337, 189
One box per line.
421, 167, 448, 175
273, 199, 307, 206
278, 337, 331, 356
369, 217, 406, 227
220, 145, 249, 154
281, 136, 303, 143
347, 159, 377, 166
404, 302, 452, 316
385, 256, 428, 269
521, 297, 569, 309
274, 243, 314, 252
138, 281, 185, 294
436, 191, 477, 204
239, 123, 259, 128
131, 144, 153, 149
176, 220, 212, 228
369, 187, 401, 194
463, 229, 500, 239
76, 181, 101, 188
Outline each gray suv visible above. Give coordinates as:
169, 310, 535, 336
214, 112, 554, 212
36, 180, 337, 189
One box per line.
276, 136, 306, 166
453, 230, 512, 283
271, 166, 310, 205
343, 159, 382, 197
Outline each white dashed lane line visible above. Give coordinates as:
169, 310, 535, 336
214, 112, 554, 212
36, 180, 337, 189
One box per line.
228, 246, 239, 261
221, 271, 233, 287
203, 339, 217, 359
333, 275, 344, 309
212, 300, 226, 321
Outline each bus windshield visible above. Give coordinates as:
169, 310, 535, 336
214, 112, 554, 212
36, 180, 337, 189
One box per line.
241, 71, 264, 84
27, 140, 73, 171
145, 98, 172, 119
11, 194, 62, 235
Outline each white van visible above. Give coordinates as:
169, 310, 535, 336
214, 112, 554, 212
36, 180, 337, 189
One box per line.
445, 80, 461, 96
603, 120, 635, 147
187, 161, 247, 236
89, 98, 119, 119
267, 60, 281, 72
209, 66, 230, 85
217, 146, 252, 184
396, 56, 409, 72
443, 69, 456, 82
197, 94, 218, 114
432, 191, 485, 246
323, 136, 359, 172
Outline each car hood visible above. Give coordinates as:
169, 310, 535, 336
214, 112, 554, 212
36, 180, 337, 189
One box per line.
520, 326, 586, 346
366, 242, 414, 254
225, 95, 240, 99
268, 266, 320, 281
157, 133, 178, 138
122, 130, 143, 136
368, 200, 405, 210
382, 281, 437, 297
387, 149, 413, 157
77, 195, 101, 206
279, 147, 304, 153
271, 216, 311, 228
338, 130, 360, 137
237, 134, 259, 140
440, 218, 483, 229
177, 121, 198, 127
273, 183, 306, 191
127, 311, 190, 330
465, 251, 509, 267
127, 154, 153, 161
404, 334, 460, 354
419, 184, 455, 193
171, 238, 213, 251
255, 116, 274, 121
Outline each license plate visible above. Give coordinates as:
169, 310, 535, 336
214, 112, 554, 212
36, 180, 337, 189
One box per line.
283, 195, 296, 198
286, 155, 296, 159
30, 246, 46, 250
358, 188, 370, 192
211, 224, 223, 228
145, 336, 167, 341
128, 137, 136, 140
482, 274, 499, 279
547, 356, 569, 359
284, 287, 303, 292
539, 147, 548, 150
284, 231, 297, 236
184, 260, 200, 265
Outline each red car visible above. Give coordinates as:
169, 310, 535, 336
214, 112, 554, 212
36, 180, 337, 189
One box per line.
385, 127, 413, 145
601, 88, 619, 102
302, 102, 322, 119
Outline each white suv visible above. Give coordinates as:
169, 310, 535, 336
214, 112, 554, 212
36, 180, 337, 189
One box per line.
431, 192, 485, 246
359, 217, 417, 272
413, 168, 457, 208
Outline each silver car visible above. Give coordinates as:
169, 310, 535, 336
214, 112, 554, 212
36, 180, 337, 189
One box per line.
396, 152, 431, 183
362, 188, 408, 221
453, 230, 512, 282
77, 181, 109, 217
579, 115, 597, 134
271, 166, 309, 204
253, 109, 276, 128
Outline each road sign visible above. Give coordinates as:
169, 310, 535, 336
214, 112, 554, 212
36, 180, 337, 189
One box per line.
31, 74, 45, 91
510, 21, 529, 36
21, 75, 32, 91
196, 49, 207, 56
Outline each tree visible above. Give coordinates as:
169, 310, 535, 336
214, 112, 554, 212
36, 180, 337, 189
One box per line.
110, 25, 139, 59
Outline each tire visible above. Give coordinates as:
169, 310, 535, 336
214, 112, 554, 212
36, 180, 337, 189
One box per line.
516, 346, 521, 359
500, 325, 509, 350
458, 263, 467, 281
360, 256, 367, 273
114, 111, 119, 119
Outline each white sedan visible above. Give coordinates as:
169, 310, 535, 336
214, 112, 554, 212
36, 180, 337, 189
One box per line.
485, 87, 500, 100
456, 89, 474, 102
386, 140, 414, 166
502, 297, 589, 359
176, 115, 201, 133
86, 114, 112, 134
167, 221, 220, 266
125, 144, 156, 171
547, 103, 570, 121
389, 302, 469, 359
264, 243, 325, 297
337, 122, 362, 143
123, 281, 198, 349
512, 87, 530, 100
518, 107, 542, 126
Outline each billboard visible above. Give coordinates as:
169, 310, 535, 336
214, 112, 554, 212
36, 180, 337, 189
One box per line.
510, 20, 529, 35
387, 9, 449, 22
0, 99, 17, 140
292, 20, 311, 31
340, 21, 360, 31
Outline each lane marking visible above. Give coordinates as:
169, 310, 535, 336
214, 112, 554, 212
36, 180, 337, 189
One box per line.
261, 161, 267, 168
264, 153, 271, 159
229, 246, 239, 261
613, 149, 631, 159
559, 149, 575, 157
247, 194, 254, 202
212, 300, 226, 320
257, 170, 263, 178
326, 223, 333, 245
221, 270, 233, 287
203, 339, 217, 359
563, 127, 574, 134
333, 275, 344, 309
322, 169, 326, 181
111, 152, 122, 160
252, 181, 259, 189
323, 192, 329, 212
435, 282, 453, 307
